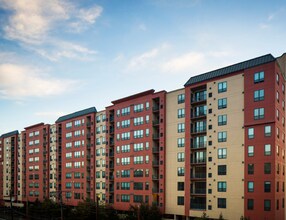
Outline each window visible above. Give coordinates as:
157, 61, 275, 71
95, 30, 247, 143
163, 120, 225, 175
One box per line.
218, 198, 226, 208
121, 119, 130, 128
121, 182, 130, 190
177, 167, 185, 176
134, 104, 144, 113
134, 195, 143, 203
254, 108, 264, 120
177, 196, 184, 205
248, 164, 254, 175
248, 181, 254, 192
134, 156, 143, 164
218, 98, 227, 109
134, 182, 143, 190
121, 170, 130, 177
254, 89, 264, 101
218, 81, 227, 93
66, 122, 72, 129
121, 132, 130, 140
121, 107, 130, 116
254, 71, 264, 83
264, 181, 271, 192
177, 152, 185, 162
218, 182, 227, 192
177, 138, 185, 148
265, 144, 271, 156
121, 195, 130, 202
218, 115, 227, 126
177, 182, 184, 191
134, 130, 143, 139
121, 144, 130, 153
264, 200, 271, 211
218, 165, 226, 175
247, 199, 254, 210
178, 123, 185, 133
121, 157, 130, 165
248, 128, 254, 139
134, 169, 143, 177
218, 148, 227, 159
134, 117, 143, 126
218, 131, 227, 142
178, 108, 185, 118
264, 163, 271, 174
134, 143, 144, 152
248, 146, 254, 157
178, 94, 185, 104
265, 125, 271, 137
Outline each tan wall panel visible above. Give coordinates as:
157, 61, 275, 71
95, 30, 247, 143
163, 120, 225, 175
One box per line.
165, 89, 185, 216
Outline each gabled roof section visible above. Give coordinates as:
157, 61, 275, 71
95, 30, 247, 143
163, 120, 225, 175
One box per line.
56, 107, 97, 123
184, 54, 275, 87
1, 130, 19, 138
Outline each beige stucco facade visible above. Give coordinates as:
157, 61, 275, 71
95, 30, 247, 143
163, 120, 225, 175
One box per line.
205, 73, 245, 219
95, 110, 106, 204
165, 88, 185, 216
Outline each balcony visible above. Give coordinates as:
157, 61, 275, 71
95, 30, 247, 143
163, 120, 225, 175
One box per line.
190, 202, 206, 210
152, 120, 159, 126
191, 93, 207, 105
191, 158, 206, 165
152, 146, 159, 153
152, 105, 160, 112
191, 188, 206, 195
190, 173, 206, 179
191, 111, 207, 120
152, 161, 159, 167
152, 175, 159, 180
86, 122, 92, 128
86, 133, 91, 139
152, 133, 160, 140
191, 141, 207, 150
152, 188, 159, 193
110, 116, 114, 123
191, 126, 206, 134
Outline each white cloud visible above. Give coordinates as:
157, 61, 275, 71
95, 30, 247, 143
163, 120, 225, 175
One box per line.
0, 64, 77, 99
0, 0, 102, 61
161, 52, 205, 73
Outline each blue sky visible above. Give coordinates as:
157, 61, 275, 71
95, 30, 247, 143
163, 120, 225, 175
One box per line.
0, 0, 285, 134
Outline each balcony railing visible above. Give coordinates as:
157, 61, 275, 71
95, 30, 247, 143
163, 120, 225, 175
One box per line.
191, 126, 206, 134
191, 94, 207, 104
152, 147, 159, 153
191, 189, 206, 194
191, 158, 206, 164
152, 161, 159, 167
152, 175, 159, 180
190, 203, 206, 210
191, 173, 206, 179
191, 141, 207, 149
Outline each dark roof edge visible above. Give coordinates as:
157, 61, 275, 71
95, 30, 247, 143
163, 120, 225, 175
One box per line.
56, 107, 97, 123
24, 123, 45, 130
184, 53, 275, 87
1, 130, 19, 138
111, 89, 155, 105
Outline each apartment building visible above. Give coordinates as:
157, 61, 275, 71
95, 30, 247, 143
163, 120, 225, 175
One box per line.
95, 110, 107, 204
105, 89, 166, 212
49, 124, 57, 201
56, 107, 97, 206
24, 123, 51, 202
0, 131, 19, 205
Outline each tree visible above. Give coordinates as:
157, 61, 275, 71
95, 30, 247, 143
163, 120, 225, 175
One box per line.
218, 213, 224, 220
127, 203, 161, 220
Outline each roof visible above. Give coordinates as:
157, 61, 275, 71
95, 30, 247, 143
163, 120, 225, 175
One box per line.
56, 107, 97, 123
184, 54, 276, 86
1, 130, 19, 138
111, 89, 155, 104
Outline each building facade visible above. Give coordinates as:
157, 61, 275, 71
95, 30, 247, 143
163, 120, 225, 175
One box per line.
0, 53, 285, 219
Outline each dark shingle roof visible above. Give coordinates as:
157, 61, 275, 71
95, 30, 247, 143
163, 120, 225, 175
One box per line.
184, 54, 275, 86
56, 107, 97, 123
1, 130, 19, 138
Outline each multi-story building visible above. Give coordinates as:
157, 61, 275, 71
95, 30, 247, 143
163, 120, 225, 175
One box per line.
0, 52, 285, 219
95, 110, 107, 204
56, 107, 97, 206
24, 123, 51, 202
105, 89, 166, 212
0, 131, 19, 205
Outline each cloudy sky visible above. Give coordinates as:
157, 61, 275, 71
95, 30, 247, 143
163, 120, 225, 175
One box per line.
0, 0, 286, 134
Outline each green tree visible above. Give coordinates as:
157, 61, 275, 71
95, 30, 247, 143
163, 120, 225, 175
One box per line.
127, 203, 161, 220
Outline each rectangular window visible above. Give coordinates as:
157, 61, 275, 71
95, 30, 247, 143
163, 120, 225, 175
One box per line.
177, 182, 184, 191
121, 195, 130, 202
248, 181, 254, 192
121, 107, 130, 116
218, 165, 226, 175
248, 128, 254, 139
134, 117, 144, 126
264, 163, 271, 174
134, 195, 143, 203
218, 115, 227, 126
134, 130, 143, 139
265, 125, 271, 137
265, 144, 271, 156
247, 199, 254, 210
134, 143, 144, 152
254, 71, 264, 83
248, 146, 254, 157
218, 198, 226, 208
177, 138, 185, 147
218, 81, 227, 93
133, 182, 143, 190
248, 164, 254, 175
177, 167, 185, 176
177, 196, 184, 205
218, 131, 227, 142
178, 123, 185, 133
177, 152, 185, 162
264, 200, 271, 211
218, 98, 227, 109
254, 89, 264, 101
134, 104, 144, 113
178, 108, 185, 118
254, 108, 264, 120
264, 181, 271, 192
178, 94, 185, 104
218, 148, 227, 159
121, 119, 130, 128
217, 182, 227, 192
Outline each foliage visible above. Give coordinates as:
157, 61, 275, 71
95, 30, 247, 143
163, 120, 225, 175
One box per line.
218, 212, 224, 220
127, 203, 161, 220
194, 212, 208, 220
